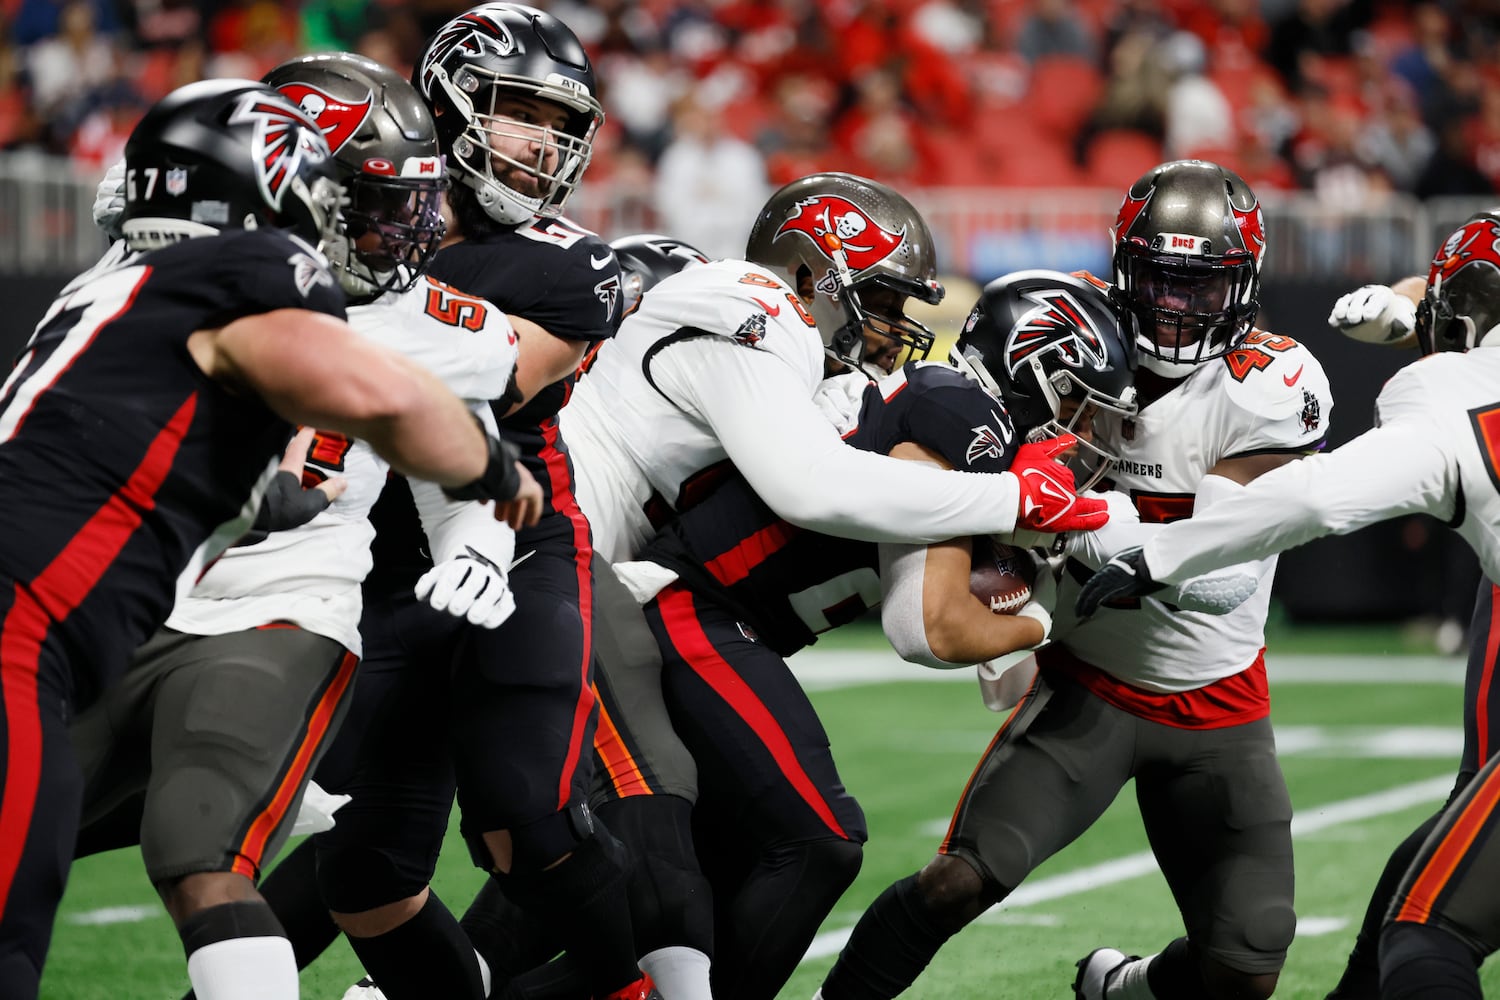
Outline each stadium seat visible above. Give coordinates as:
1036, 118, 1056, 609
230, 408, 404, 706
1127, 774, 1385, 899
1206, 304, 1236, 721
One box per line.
1026, 56, 1104, 140
1085, 129, 1164, 188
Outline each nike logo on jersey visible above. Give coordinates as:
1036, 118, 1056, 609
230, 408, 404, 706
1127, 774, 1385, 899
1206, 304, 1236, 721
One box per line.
590, 253, 612, 270
1283, 364, 1304, 387
750, 297, 781, 317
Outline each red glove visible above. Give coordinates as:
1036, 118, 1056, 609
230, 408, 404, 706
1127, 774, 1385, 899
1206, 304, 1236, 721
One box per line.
1011, 435, 1110, 533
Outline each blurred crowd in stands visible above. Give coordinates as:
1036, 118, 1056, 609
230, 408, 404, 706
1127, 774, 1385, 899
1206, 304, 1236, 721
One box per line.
0, 0, 1496, 257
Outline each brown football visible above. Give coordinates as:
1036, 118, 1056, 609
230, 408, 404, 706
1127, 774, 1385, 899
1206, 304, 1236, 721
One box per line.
969, 536, 1035, 615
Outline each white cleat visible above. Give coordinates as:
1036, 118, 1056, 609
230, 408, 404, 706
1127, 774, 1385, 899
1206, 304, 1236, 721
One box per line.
1072, 947, 1136, 1000
340, 976, 389, 1000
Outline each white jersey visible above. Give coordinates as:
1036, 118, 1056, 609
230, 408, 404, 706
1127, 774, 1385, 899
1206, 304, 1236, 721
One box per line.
165, 274, 519, 654
1051, 331, 1333, 691
1145, 346, 1500, 587
561, 258, 1023, 563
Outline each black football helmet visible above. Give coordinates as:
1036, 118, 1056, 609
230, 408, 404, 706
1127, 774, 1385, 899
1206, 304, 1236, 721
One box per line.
1416, 212, 1500, 355
952, 269, 1137, 489
415, 3, 603, 227
264, 53, 447, 301
745, 172, 944, 377
610, 234, 710, 319
121, 79, 342, 252
1111, 159, 1266, 376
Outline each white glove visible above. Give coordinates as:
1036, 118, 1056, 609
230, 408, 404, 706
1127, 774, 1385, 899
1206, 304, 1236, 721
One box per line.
93, 158, 127, 240
290, 780, 351, 836
415, 547, 516, 629
1328, 284, 1416, 344
1013, 550, 1058, 645
812, 370, 871, 434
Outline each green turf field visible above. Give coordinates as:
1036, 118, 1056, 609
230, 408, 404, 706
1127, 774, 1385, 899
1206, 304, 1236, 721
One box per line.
41, 622, 1500, 999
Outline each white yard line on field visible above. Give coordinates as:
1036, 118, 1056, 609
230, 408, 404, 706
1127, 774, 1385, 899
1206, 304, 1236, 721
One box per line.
800, 775, 1455, 962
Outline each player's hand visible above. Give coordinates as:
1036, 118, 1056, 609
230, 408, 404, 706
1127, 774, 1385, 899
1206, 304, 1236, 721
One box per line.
1328, 284, 1416, 345
93, 159, 126, 240
252, 427, 347, 534
1074, 546, 1164, 617
415, 546, 517, 629
1011, 435, 1110, 533
493, 463, 543, 530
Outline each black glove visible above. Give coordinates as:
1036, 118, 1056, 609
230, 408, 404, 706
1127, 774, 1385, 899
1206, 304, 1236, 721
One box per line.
234, 470, 334, 547
1074, 546, 1165, 617
443, 429, 524, 502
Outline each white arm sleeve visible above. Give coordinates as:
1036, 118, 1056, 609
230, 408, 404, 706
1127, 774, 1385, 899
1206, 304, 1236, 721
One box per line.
654, 338, 1021, 541
877, 541, 969, 669
410, 478, 517, 570
1144, 424, 1453, 584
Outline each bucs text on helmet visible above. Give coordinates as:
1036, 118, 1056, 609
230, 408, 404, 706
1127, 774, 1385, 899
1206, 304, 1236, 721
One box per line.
952, 269, 1138, 490
745, 172, 944, 377
611, 233, 710, 320
121, 79, 342, 252
1416, 211, 1500, 355
415, 2, 602, 228
1111, 159, 1266, 377
264, 53, 447, 302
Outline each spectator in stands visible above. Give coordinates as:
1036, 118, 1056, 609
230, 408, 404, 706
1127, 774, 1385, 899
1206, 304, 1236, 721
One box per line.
1160, 31, 1234, 158
24, 0, 115, 124
652, 91, 767, 259
756, 72, 838, 186
1015, 0, 1096, 64
1266, 0, 1373, 91
1358, 84, 1435, 192
1415, 118, 1493, 198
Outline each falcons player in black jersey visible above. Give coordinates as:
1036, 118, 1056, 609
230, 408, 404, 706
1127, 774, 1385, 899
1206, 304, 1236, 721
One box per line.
249, 7, 652, 1000
0, 79, 526, 1000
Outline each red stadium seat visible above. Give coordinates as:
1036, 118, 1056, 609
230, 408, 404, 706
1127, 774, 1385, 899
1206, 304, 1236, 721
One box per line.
1085, 129, 1164, 188
1026, 56, 1104, 140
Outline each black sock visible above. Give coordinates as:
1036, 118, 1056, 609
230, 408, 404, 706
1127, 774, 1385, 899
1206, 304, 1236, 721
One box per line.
820, 875, 956, 1000
497, 832, 640, 998
461, 876, 563, 994
1144, 937, 1208, 999
1327, 811, 1443, 1000
257, 837, 342, 970
1379, 922, 1483, 999
714, 837, 862, 1000
345, 890, 484, 1000
495, 953, 593, 1000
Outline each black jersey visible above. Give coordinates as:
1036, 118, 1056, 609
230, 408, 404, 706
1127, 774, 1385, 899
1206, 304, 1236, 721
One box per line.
365, 215, 622, 597
639, 362, 1021, 656
0, 230, 345, 704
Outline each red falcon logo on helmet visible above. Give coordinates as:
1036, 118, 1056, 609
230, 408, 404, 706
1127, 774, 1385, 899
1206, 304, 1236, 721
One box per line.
418, 8, 515, 98
1005, 288, 1110, 375
1429, 217, 1500, 288
275, 83, 372, 155
775, 196, 905, 272
229, 92, 327, 211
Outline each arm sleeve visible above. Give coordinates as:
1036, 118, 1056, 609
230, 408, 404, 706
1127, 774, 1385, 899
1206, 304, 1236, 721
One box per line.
409, 404, 516, 568
653, 337, 1022, 542
878, 541, 967, 669
1144, 424, 1454, 583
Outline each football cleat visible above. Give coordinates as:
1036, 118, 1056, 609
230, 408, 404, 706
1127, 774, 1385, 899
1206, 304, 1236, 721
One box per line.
340, 976, 388, 1000
600, 972, 662, 1000
1072, 947, 1139, 1000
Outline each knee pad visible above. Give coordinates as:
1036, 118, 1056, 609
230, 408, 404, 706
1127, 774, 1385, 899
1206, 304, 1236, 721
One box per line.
465, 801, 597, 874
316, 844, 430, 914
795, 837, 863, 893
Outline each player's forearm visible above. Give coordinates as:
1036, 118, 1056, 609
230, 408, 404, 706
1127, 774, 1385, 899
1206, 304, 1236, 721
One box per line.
410, 476, 516, 568
879, 541, 1042, 667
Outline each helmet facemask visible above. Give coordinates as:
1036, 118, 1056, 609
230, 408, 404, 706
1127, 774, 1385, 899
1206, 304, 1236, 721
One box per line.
1115, 241, 1257, 373
446, 77, 598, 226
826, 277, 937, 377
327, 168, 447, 299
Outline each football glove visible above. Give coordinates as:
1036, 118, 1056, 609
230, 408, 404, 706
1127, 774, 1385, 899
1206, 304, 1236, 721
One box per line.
415, 546, 516, 629
1011, 435, 1110, 533
93, 159, 126, 240
1328, 284, 1416, 345
1074, 546, 1164, 617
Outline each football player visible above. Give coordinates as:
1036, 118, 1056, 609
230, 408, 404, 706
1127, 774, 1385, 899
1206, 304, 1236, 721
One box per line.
1077, 215, 1500, 1000
816, 160, 1333, 1000
72, 55, 534, 1000
253, 7, 660, 1000
0, 79, 526, 1000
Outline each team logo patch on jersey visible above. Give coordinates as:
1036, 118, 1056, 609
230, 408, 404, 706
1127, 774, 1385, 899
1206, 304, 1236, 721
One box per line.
775, 196, 905, 273
288, 252, 334, 297
965, 412, 1014, 466
419, 10, 515, 98
229, 92, 326, 212
594, 274, 620, 321
275, 83, 372, 154
1005, 289, 1110, 375
1300, 388, 1321, 432
733, 312, 767, 345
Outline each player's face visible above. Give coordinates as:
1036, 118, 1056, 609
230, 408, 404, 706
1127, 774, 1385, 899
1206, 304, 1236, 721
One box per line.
484, 94, 570, 199
1138, 263, 1236, 348
859, 285, 912, 373
1057, 397, 1098, 446
346, 179, 444, 271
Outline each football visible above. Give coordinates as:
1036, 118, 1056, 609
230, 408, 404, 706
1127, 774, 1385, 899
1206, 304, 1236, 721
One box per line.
969, 536, 1035, 615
